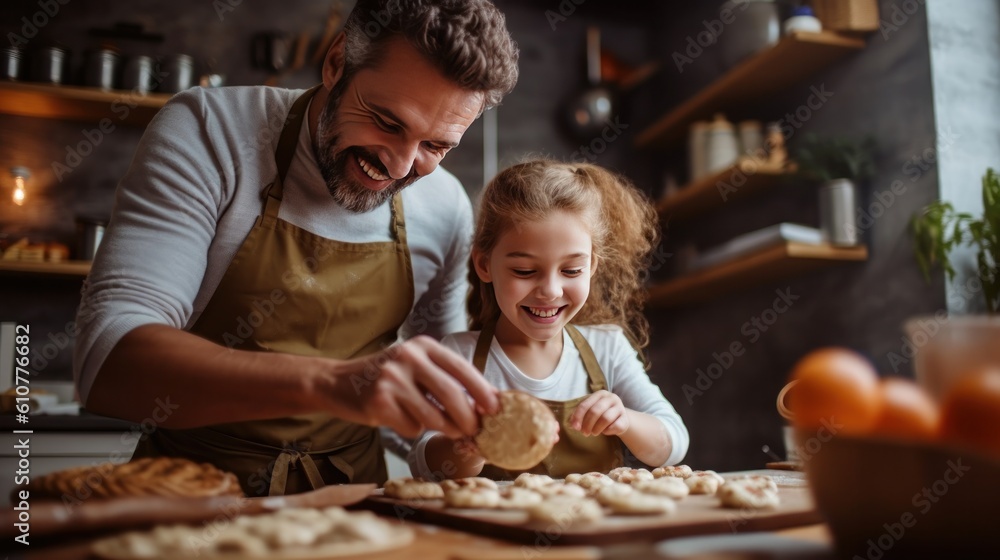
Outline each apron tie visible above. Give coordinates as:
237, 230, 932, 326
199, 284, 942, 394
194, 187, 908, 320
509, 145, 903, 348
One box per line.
270, 449, 327, 496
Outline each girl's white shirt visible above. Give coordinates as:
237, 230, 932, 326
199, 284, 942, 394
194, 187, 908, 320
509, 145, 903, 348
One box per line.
407, 324, 690, 480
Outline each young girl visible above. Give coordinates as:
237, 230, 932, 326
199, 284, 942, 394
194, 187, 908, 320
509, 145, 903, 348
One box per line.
408, 160, 689, 480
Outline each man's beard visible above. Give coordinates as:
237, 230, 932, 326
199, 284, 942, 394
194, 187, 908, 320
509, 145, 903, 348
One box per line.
313, 81, 420, 213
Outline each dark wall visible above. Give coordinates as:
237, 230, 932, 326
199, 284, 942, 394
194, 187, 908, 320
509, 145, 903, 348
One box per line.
640, 0, 946, 470
1, 1, 950, 471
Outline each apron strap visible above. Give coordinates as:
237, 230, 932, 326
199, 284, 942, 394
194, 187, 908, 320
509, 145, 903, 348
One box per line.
269, 448, 327, 496
472, 316, 499, 373
565, 325, 608, 393
262, 85, 322, 220
473, 320, 609, 395
390, 193, 407, 245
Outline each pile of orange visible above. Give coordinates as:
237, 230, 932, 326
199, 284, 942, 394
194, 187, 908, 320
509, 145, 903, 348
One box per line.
783, 347, 1000, 459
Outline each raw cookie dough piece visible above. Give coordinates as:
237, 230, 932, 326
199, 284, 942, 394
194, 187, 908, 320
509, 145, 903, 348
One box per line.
476, 391, 558, 470
724, 474, 778, 493
564, 472, 614, 489
633, 477, 690, 499
513, 472, 555, 489
651, 465, 693, 479
593, 483, 634, 506
718, 482, 780, 509
528, 497, 604, 526
603, 491, 678, 516
608, 467, 654, 484
443, 487, 501, 509
685, 471, 725, 495
497, 486, 544, 509
440, 477, 499, 492
383, 477, 444, 500
534, 482, 587, 499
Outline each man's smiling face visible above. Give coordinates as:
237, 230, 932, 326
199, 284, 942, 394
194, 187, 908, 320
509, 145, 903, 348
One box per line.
315, 36, 484, 213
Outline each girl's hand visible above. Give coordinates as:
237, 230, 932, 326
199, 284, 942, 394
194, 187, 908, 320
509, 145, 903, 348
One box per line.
570, 390, 629, 436
451, 436, 487, 467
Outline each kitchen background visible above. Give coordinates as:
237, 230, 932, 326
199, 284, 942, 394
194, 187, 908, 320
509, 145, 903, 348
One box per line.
0, 0, 997, 471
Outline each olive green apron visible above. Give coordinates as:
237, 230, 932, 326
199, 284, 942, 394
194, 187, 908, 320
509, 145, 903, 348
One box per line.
474, 321, 624, 479
132, 86, 415, 496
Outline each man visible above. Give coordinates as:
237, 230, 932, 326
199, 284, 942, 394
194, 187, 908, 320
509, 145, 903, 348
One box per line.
72, 0, 519, 496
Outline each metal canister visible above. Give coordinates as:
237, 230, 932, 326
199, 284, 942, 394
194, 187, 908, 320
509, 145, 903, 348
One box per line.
83, 47, 120, 90
159, 54, 194, 93
76, 218, 107, 261
30, 45, 68, 85
819, 178, 859, 246
122, 55, 154, 93
2, 47, 23, 81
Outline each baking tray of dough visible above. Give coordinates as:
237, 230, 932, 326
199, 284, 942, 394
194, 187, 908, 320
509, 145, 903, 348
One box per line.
357, 471, 821, 546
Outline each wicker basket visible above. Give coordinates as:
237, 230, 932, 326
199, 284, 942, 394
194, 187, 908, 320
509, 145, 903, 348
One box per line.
811, 0, 880, 32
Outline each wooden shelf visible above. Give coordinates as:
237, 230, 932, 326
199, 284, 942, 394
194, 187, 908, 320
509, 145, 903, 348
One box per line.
0, 81, 172, 126
647, 242, 868, 308
657, 158, 797, 223
635, 31, 867, 151
0, 260, 91, 277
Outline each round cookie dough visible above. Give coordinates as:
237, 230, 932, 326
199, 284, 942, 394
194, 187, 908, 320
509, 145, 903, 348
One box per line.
633, 477, 690, 499
718, 482, 780, 509
383, 477, 444, 500
475, 391, 557, 470
443, 487, 501, 509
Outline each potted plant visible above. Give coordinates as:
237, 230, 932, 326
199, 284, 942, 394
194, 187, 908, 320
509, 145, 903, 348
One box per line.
794, 135, 877, 246
905, 168, 999, 400
910, 167, 999, 314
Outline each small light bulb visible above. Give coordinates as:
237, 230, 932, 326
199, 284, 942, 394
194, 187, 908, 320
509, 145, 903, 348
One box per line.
10, 167, 29, 206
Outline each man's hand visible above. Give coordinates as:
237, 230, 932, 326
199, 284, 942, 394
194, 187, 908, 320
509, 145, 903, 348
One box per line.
326, 335, 500, 439
569, 390, 629, 436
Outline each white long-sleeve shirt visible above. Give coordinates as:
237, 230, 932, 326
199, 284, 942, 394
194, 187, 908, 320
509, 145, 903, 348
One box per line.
408, 325, 690, 479
73, 86, 473, 403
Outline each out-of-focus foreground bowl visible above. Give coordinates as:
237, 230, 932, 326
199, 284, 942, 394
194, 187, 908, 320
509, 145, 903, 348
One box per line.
799, 432, 1000, 559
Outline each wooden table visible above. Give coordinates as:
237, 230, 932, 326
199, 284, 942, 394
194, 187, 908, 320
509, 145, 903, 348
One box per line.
2, 521, 834, 559
4, 470, 835, 559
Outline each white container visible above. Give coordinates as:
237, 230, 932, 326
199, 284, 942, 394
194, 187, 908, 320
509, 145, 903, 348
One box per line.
688, 120, 710, 183
903, 315, 1000, 401
738, 120, 764, 158
704, 113, 740, 175
784, 6, 823, 34
818, 179, 858, 246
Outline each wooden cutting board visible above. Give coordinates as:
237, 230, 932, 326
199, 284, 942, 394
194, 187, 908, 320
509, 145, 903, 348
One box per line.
357, 472, 821, 546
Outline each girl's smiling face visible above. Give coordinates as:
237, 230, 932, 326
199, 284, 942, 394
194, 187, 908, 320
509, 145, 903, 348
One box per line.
474, 210, 595, 344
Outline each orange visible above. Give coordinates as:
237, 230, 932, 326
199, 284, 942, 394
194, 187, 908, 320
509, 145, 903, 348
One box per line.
939, 367, 1000, 457
870, 377, 939, 441
787, 347, 881, 435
